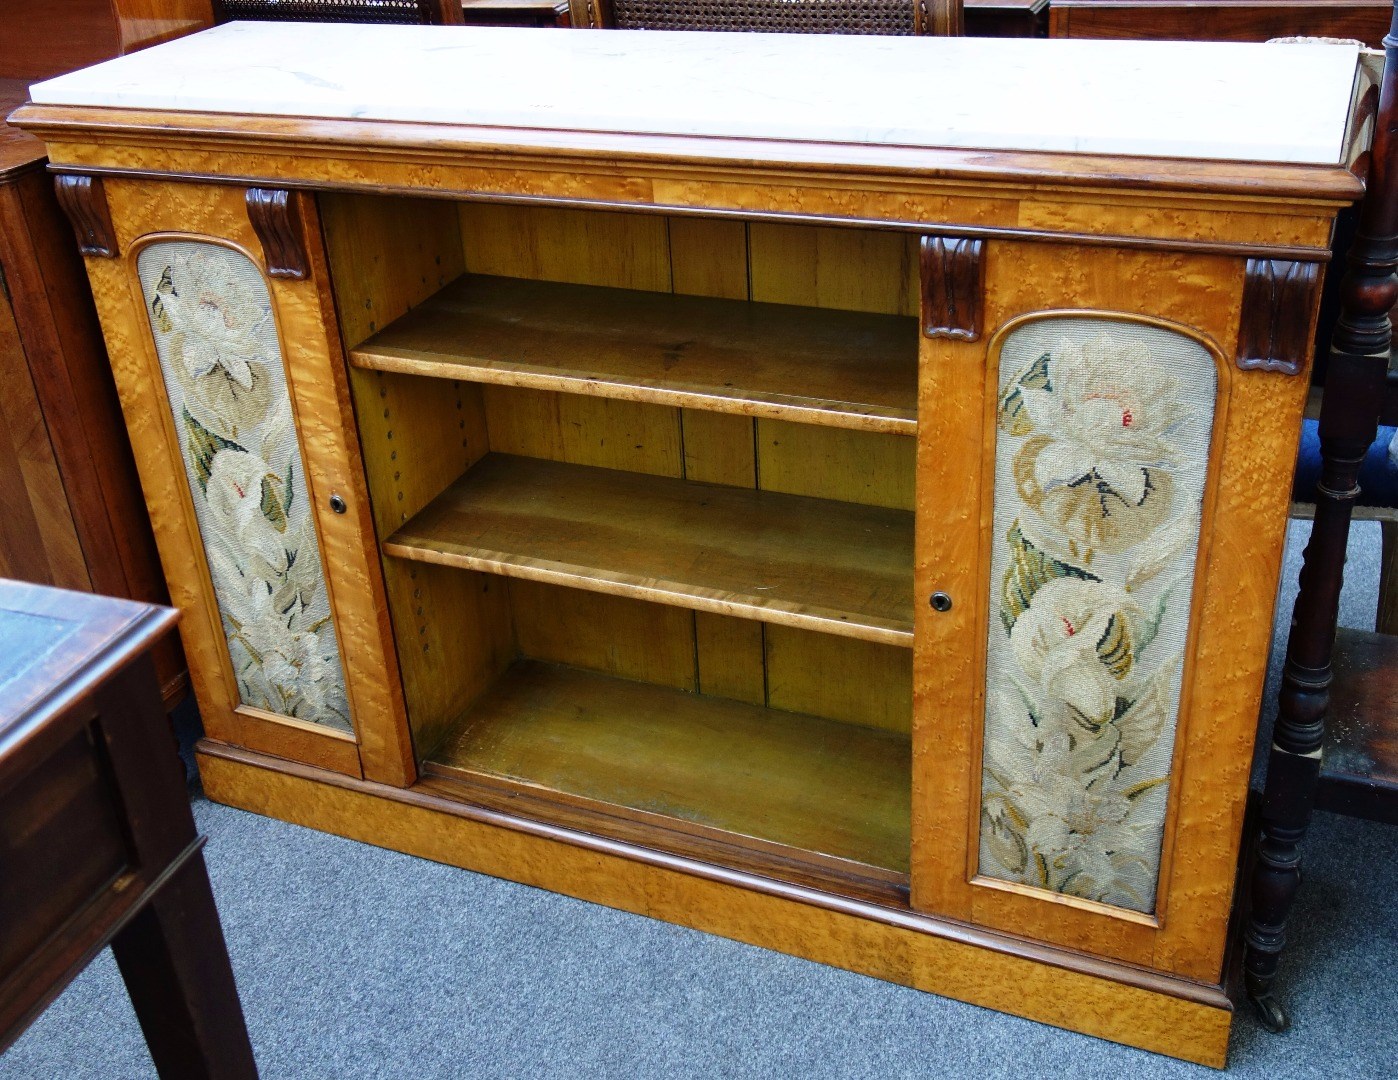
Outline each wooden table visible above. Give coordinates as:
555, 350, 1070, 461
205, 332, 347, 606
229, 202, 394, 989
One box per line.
0, 581, 255, 1078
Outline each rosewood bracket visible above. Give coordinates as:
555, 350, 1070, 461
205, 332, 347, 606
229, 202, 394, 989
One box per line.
919, 236, 985, 341
1243, 2, 1398, 1034
246, 188, 310, 280
1236, 258, 1323, 376
53, 174, 117, 258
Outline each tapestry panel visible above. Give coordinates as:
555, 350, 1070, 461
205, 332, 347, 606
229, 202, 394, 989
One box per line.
979, 316, 1217, 914
137, 241, 352, 733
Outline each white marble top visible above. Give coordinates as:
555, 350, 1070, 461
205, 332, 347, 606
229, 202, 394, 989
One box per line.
29, 22, 1366, 165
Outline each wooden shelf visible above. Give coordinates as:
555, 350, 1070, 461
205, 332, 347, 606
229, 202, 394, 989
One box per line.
426, 660, 911, 876
384, 454, 914, 646
1317, 626, 1398, 825
350, 274, 918, 434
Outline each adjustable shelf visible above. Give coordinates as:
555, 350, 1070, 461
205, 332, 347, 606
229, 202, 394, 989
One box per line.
424, 660, 912, 877
383, 453, 915, 646
349, 273, 919, 434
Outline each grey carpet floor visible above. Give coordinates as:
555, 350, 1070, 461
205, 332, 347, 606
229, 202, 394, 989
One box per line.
6, 521, 1397, 1079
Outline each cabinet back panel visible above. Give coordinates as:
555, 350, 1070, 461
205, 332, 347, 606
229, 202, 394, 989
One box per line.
504, 577, 909, 732
668, 217, 750, 300
457, 204, 915, 319
748, 223, 919, 317
482, 387, 912, 510
694, 612, 766, 706
757, 420, 915, 511
321, 193, 465, 351
766, 626, 912, 735
482, 385, 684, 477
508, 580, 697, 692
459, 204, 671, 290
680, 409, 757, 487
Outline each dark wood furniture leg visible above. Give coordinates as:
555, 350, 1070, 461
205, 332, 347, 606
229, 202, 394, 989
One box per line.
0, 582, 256, 1076
1243, 5, 1398, 1032
112, 854, 257, 1080
97, 653, 258, 1080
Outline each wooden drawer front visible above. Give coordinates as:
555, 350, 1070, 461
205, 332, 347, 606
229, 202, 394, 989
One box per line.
913, 240, 1310, 981
0, 724, 127, 978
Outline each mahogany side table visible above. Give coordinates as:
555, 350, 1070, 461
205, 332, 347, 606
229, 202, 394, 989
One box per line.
0, 580, 256, 1078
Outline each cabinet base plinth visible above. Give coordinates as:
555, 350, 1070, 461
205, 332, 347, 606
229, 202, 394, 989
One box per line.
196, 739, 1233, 1068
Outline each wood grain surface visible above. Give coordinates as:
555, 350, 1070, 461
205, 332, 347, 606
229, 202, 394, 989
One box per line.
429, 659, 912, 874
13, 102, 1364, 216
0, 88, 184, 703
913, 239, 1305, 985
77, 179, 415, 783
1049, 0, 1391, 46
1317, 626, 1398, 823
350, 273, 918, 434
384, 453, 915, 646
199, 743, 1236, 1067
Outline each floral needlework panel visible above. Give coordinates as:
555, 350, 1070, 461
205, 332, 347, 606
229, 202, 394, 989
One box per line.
979, 317, 1217, 914
137, 241, 352, 734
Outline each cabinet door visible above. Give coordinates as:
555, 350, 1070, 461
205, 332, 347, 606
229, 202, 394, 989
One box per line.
75, 178, 413, 785
912, 240, 1308, 982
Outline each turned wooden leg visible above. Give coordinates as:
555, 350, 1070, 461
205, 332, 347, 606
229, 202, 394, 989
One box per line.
1245, 440, 1363, 1031
1244, 4, 1398, 1020
1243, 290, 1393, 1030
111, 852, 258, 1080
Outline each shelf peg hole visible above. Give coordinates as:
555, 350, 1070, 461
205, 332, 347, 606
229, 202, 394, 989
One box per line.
930, 591, 953, 612
329, 494, 347, 514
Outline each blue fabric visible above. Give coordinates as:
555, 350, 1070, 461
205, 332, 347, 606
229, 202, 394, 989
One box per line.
1293, 421, 1398, 507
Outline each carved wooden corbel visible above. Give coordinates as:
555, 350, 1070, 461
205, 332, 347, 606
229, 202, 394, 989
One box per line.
53, 174, 117, 258
246, 188, 310, 280
1236, 258, 1323, 376
919, 236, 985, 342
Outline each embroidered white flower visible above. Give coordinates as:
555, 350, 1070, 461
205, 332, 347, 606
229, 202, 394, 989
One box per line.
1006, 334, 1195, 553
203, 449, 290, 577
1008, 577, 1141, 730
988, 731, 1164, 906
1019, 334, 1182, 500
156, 250, 268, 390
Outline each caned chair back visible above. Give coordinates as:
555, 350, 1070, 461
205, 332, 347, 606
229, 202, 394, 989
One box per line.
568, 0, 963, 36
211, 0, 463, 24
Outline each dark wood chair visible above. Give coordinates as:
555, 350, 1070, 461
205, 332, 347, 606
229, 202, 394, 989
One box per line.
1243, 3, 1398, 1032
567, 0, 964, 35
212, 0, 463, 23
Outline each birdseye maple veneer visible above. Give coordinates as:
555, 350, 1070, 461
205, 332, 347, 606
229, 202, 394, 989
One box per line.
13, 23, 1381, 1066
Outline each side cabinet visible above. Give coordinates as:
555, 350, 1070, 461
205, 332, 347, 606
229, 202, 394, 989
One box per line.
21, 22, 1370, 1063
914, 239, 1311, 982
71, 177, 413, 784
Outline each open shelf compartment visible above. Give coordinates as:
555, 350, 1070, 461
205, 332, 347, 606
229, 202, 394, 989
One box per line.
423, 659, 912, 880
350, 273, 919, 435
384, 453, 915, 646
